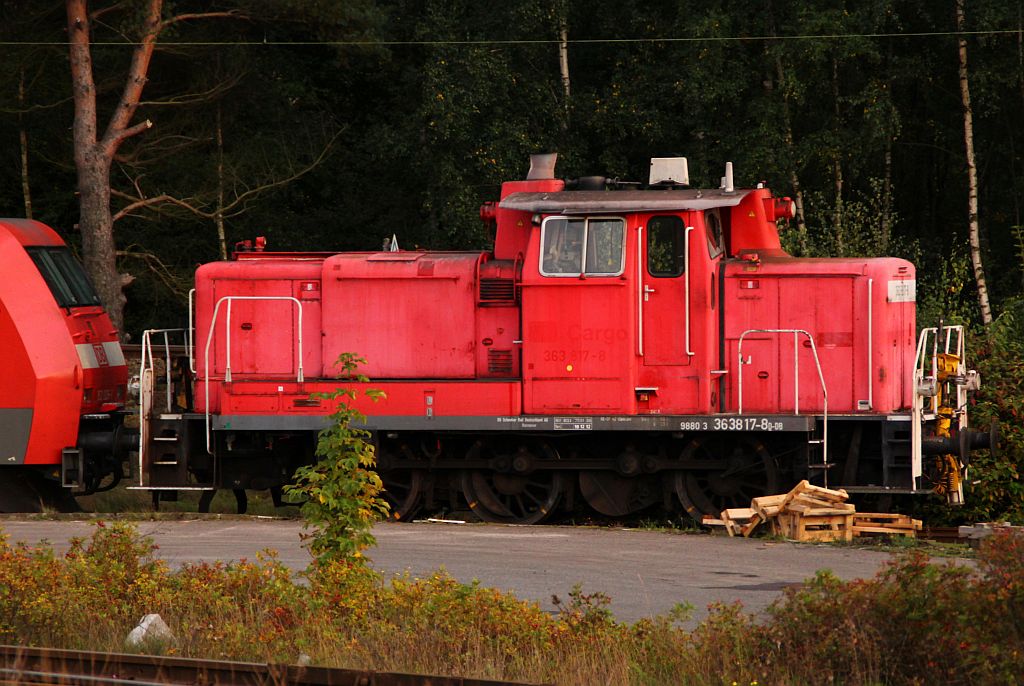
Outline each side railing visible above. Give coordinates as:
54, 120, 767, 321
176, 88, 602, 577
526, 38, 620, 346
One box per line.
202, 296, 305, 455
135, 327, 192, 488
912, 325, 971, 485
737, 328, 830, 483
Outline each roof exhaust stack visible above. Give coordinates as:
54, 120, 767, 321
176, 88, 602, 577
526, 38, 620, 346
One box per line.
526, 153, 558, 180
721, 162, 735, 193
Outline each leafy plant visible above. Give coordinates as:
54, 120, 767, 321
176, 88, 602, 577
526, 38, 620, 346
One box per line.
284, 353, 390, 565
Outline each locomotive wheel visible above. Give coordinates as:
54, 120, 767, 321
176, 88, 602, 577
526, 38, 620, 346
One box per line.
578, 472, 660, 517
461, 441, 563, 524
377, 442, 427, 521
674, 436, 778, 522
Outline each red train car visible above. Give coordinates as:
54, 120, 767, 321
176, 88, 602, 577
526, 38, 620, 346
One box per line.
137, 156, 990, 521
0, 219, 131, 510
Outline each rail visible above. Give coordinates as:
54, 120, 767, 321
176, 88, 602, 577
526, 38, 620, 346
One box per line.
203, 295, 305, 455
0, 645, 543, 686
737, 328, 829, 468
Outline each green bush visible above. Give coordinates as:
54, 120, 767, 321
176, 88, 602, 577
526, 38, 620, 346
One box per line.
284, 353, 390, 565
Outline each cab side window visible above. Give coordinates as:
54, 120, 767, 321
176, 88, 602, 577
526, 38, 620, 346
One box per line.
541, 217, 625, 276
647, 216, 685, 277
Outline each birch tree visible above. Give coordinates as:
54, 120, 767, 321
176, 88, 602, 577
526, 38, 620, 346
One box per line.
956, 0, 993, 325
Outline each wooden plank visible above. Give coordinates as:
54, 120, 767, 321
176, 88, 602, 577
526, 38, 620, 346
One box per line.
778, 511, 854, 543
723, 507, 756, 521
787, 505, 858, 516
783, 479, 849, 504
853, 513, 921, 530
852, 525, 917, 537
740, 513, 763, 537
751, 494, 788, 517
799, 482, 849, 502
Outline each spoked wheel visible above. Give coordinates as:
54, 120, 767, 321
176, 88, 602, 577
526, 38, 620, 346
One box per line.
579, 472, 660, 517
675, 436, 778, 522
461, 441, 564, 524
377, 442, 428, 521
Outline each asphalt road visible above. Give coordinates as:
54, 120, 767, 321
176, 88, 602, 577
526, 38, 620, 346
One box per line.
0, 518, 896, 624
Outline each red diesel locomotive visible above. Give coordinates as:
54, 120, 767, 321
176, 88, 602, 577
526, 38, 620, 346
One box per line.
137, 155, 990, 522
0, 219, 131, 510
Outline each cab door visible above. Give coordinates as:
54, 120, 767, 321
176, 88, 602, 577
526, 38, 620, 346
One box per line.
641, 215, 692, 366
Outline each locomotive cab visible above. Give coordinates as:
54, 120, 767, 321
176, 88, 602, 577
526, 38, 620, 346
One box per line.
0, 219, 130, 510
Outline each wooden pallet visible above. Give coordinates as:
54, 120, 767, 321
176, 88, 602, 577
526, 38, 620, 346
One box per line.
777, 511, 854, 542
852, 513, 922, 538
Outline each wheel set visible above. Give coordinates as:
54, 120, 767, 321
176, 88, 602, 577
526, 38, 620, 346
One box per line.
376, 434, 784, 525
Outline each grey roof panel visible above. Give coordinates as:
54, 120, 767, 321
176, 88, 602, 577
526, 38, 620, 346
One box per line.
499, 188, 754, 214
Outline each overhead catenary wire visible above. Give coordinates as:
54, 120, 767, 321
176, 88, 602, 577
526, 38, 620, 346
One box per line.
0, 28, 1022, 47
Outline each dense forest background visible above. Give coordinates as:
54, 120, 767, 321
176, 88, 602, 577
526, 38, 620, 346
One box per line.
1, 0, 1023, 519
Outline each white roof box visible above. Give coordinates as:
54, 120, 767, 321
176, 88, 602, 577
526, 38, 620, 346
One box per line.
649, 157, 689, 186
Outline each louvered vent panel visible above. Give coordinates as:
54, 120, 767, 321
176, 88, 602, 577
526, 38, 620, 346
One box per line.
479, 278, 517, 304
487, 349, 514, 375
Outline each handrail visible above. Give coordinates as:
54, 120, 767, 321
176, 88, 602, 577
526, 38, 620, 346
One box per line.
911, 324, 967, 484
187, 288, 196, 373
737, 328, 828, 466
203, 296, 305, 455
137, 327, 190, 487
684, 226, 695, 356
636, 225, 644, 357
866, 278, 873, 410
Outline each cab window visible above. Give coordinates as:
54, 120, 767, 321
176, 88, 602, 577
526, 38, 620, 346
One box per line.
541, 217, 624, 276
26, 246, 102, 308
705, 210, 725, 258
646, 215, 685, 277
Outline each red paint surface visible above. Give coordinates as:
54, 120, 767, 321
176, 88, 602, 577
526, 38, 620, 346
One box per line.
0, 219, 126, 466
193, 177, 914, 423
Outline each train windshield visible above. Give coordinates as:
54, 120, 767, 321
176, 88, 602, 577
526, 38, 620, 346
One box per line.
26, 247, 102, 308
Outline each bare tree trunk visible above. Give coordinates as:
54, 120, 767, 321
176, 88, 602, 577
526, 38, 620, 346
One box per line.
957, 0, 993, 325
557, 10, 570, 126
880, 141, 893, 252
831, 58, 845, 254
67, 0, 159, 335
17, 70, 33, 219
774, 57, 808, 251
215, 99, 227, 260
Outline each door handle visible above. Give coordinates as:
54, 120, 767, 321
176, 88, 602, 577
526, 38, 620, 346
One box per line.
643, 285, 656, 301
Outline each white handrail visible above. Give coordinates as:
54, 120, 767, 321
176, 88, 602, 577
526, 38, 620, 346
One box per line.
203, 296, 305, 454
187, 289, 196, 374
737, 328, 829, 465
684, 226, 695, 356
636, 225, 644, 357
867, 278, 873, 410
137, 327, 190, 487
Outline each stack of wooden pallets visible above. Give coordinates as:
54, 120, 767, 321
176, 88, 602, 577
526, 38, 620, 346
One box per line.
703, 480, 921, 542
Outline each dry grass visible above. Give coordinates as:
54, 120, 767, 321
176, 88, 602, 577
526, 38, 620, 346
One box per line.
0, 522, 1020, 685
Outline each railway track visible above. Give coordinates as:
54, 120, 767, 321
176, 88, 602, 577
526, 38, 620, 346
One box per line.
0, 645, 544, 686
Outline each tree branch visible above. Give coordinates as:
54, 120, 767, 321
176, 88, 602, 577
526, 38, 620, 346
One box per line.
100, 0, 162, 155
160, 10, 247, 29
218, 127, 344, 215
